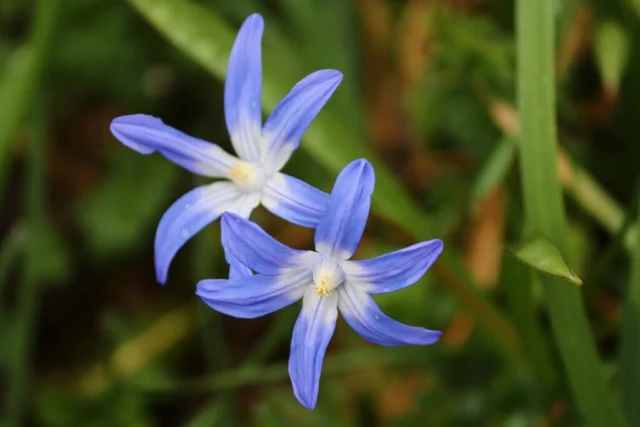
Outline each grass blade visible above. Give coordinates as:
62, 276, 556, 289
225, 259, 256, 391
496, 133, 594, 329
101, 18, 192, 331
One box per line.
517, 0, 625, 424
0, 0, 59, 198
6, 100, 48, 426
621, 183, 640, 426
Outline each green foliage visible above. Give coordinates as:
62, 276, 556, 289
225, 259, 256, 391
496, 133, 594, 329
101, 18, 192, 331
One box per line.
76, 148, 178, 257
516, 0, 625, 424
595, 21, 630, 91
511, 233, 583, 286
1, 0, 640, 425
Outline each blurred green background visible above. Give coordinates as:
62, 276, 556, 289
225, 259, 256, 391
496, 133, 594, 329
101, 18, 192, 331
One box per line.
2, 0, 640, 425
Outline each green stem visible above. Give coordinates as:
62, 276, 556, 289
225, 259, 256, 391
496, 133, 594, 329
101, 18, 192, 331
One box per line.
0, 0, 58, 203
502, 257, 555, 391
136, 348, 425, 394
242, 308, 298, 366
0, 224, 26, 313
621, 182, 640, 426
191, 177, 235, 425
6, 100, 47, 426
516, 0, 625, 425
191, 202, 229, 371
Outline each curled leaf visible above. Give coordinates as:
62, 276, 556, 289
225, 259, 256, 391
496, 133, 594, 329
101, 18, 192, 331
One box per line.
510, 233, 583, 286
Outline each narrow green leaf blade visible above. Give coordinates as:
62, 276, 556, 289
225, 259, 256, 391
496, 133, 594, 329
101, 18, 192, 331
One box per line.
517, 0, 625, 424
621, 185, 640, 426
0, 0, 59, 191
470, 135, 517, 207
595, 21, 629, 92
512, 233, 583, 286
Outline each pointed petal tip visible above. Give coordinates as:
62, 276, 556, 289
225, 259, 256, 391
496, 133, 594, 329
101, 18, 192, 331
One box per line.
346, 158, 375, 187
318, 69, 343, 83
195, 279, 227, 297
155, 257, 168, 286
110, 113, 160, 129
244, 13, 264, 28
296, 393, 317, 410
351, 158, 372, 169
419, 329, 443, 346
194, 281, 207, 297
429, 238, 444, 253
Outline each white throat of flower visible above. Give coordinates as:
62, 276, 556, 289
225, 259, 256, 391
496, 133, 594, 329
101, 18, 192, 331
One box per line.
229, 161, 268, 193
312, 260, 345, 297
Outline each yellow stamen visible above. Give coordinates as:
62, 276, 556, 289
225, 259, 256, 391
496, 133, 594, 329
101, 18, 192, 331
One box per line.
229, 162, 250, 184
315, 275, 332, 296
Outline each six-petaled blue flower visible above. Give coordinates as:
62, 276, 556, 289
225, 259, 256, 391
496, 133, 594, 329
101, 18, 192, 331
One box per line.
196, 159, 443, 409
109, 14, 342, 284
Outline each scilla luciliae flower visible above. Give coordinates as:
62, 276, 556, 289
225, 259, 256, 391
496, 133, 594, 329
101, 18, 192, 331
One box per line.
197, 159, 443, 409
109, 14, 342, 283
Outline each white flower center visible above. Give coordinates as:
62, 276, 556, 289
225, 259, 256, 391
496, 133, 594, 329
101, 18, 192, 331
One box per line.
312, 259, 345, 297
229, 161, 268, 192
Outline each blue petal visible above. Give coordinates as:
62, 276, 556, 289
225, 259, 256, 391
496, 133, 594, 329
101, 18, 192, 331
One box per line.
289, 289, 338, 409
221, 212, 320, 275
341, 240, 443, 294
225, 14, 264, 162
155, 182, 242, 284
338, 283, 442, 346
196, 269, 311, 318
261, 70, 343, 173
262, 173, 329, 228
228, 190, 262, 218
228, 259, 253, 279
314, 159, 375, 261
110, 114, 238, 177
222, 239, 253, 279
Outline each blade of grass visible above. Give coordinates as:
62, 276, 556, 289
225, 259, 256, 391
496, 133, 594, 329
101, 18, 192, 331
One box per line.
502, 257, 555, 390
192, 181, 229, 371
0, 0, 58, 202
126, 0, 521, 360
470, 135, 517, 209
191, 182, 236, 426
621, 182, 640, 426
76, 303, 198, 395
6, 99, 47, 426
517, 0, 625, 425
490, 100, 634, 252
135, 347, 427, 394
0, 223, 26, 313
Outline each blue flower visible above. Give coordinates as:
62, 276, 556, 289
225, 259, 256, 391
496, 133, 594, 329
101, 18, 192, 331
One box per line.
197, 159, 443, 409
109, 14, 342, 284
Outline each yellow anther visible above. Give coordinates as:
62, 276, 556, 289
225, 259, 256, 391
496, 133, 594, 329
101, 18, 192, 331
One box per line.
229, 162, 251, 184
315, 275, 332, 296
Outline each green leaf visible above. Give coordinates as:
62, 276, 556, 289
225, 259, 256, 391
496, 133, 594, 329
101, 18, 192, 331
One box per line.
0, 224, 26, 308
511, 233, 583, 286
501, 257, 555, 390
516, 0, 625, 424
595, 21, 629, 92
0, 0, 59, 195
184, 402, 227, 427
621, 184, 640, 426
28, 222, 72, 285
76, 147, 178, 257
470, 135, 517, 207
